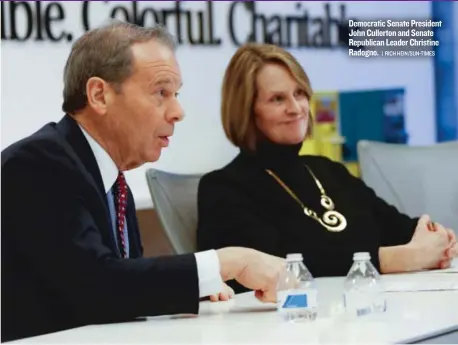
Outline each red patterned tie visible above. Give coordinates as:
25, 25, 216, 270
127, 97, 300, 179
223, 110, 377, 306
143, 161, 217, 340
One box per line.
115, 171, 128, 258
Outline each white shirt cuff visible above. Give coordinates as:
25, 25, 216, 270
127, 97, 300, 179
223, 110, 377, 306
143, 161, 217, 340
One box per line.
195, 249, 224, 298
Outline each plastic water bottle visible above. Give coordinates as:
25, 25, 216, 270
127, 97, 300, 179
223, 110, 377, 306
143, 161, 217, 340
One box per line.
277, 253, 318, 322
343, 252, 386, 318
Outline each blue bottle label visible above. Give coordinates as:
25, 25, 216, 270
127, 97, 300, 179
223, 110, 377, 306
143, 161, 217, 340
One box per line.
282, 294, 308, 308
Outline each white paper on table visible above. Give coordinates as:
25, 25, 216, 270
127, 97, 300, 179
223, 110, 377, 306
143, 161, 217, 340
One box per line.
426, 267, 458, 274
382, 265, 458, 292
384, 280, 458, 292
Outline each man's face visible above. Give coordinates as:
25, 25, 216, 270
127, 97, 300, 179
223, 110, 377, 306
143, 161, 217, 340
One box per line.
106, 41, 184, 169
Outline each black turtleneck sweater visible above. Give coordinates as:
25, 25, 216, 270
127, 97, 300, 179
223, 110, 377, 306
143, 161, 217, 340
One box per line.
196, 141, 417, 292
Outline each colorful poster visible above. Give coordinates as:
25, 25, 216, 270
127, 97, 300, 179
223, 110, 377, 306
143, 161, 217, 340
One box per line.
300, 88, 408, 178
300, 92, 344, 162
382, 90, 408, 144
315, 93, 338, 124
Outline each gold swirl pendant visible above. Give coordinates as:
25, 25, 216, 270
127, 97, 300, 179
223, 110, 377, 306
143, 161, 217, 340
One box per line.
266, 165, 348, 233
304, 208, 347, 232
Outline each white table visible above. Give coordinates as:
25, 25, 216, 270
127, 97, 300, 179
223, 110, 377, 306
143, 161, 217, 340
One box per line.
11, 274, 458, 344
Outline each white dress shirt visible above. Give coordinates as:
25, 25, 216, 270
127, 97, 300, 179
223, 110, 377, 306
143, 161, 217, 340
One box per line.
79, 125, 224, 298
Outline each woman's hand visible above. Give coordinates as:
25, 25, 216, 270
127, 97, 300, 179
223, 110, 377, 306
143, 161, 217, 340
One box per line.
439, 228, 457, 268
407, 215, 453, 270
379, 216, 456, 274
448, 230, 458, 258
209, 283, 235, 302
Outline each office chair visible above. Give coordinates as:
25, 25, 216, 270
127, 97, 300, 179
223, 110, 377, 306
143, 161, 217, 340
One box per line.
145, 168, 203, 254
357, 140, 458, 233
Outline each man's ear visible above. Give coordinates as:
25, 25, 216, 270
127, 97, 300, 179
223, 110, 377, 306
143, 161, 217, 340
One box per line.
86, 77, 109, 116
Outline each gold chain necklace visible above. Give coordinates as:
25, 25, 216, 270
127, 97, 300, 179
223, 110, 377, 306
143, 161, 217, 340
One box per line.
265, 165, 347, 232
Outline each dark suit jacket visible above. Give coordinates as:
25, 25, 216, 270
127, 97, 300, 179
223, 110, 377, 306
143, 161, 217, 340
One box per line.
1, 115, 199, 342
197, 147, 417, 293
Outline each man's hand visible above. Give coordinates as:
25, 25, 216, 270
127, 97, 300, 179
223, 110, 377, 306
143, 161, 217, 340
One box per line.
216, 247, 285, 303
209, 283, 234, 302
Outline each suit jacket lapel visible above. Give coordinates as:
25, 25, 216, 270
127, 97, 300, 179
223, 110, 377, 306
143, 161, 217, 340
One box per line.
56, 115, 121, 256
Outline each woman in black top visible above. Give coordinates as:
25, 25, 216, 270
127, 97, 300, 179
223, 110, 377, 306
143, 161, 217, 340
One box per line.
196, 43, 456, 292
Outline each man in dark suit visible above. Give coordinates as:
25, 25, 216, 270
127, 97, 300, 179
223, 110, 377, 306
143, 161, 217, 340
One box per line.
1, 21, 285, 342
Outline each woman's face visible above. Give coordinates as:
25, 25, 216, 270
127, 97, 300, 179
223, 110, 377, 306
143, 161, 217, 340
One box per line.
254, 63, 310, 145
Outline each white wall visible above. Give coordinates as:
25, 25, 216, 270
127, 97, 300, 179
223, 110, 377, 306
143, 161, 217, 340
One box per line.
1, 1, 435, 209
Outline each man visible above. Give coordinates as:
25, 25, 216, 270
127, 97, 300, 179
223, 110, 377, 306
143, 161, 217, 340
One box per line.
1, 21, 285, 342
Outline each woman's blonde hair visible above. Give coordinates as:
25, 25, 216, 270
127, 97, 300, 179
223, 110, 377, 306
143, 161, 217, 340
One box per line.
221, 43, 313, 151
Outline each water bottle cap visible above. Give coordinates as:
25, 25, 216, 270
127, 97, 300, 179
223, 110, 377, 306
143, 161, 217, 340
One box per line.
353, 252, 370, 261
286, 253, 303, 262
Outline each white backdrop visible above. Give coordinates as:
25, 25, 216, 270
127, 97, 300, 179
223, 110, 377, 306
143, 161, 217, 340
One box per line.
1, 1, 435, 209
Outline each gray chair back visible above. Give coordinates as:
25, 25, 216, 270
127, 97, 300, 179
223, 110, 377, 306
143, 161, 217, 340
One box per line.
357, 140, 458, 233
145, 168, 203, 254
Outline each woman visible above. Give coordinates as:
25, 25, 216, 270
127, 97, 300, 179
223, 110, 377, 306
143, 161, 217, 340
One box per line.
196, 43, 456, 292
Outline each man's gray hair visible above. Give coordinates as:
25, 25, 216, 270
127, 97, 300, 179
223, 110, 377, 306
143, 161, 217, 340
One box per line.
62, 20, 176, 114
